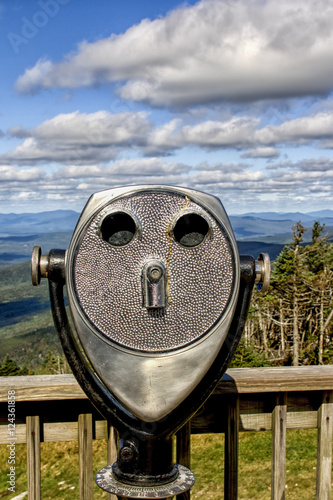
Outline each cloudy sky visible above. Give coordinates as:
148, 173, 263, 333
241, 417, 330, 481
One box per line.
1, 0, 333, 214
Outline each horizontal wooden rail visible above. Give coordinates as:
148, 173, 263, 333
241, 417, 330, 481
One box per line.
1, 366, 332, 500
1, 366, 333, 403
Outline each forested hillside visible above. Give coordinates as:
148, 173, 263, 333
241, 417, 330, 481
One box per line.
237, 221, 333, 367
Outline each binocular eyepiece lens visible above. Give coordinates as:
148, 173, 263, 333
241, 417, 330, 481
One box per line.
101, 211, 136, 246
173, 212, 210, 247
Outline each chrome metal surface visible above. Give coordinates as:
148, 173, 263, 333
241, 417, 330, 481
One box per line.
255, 252, 271, 293
31, 246, 49, 285
31, 246, 41, 286
142, 260, 167, 309
70, 190, 235, 352
65, 185, 240, 421
95, 464, 195, 498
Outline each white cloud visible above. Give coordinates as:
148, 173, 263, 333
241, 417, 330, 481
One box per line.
271, 157, 333, 174
0, 165, 44, 181
107, 157, 190, 176
0, 136, 118, 165
256, 111, 333, 146
56, 158, 190, 180
147, 116, 258, 154
16, 59, 53, 95
1, 156, 333, 214
15, 0, 333, 107
55, 165, 105, 179
193, 163, 265, 185
3, 108, 333, 170
3, 111, 151, 165
8, 125, 32, 138
147, 112, 333, 154
32, 110, 151, 146
241, 147, 280, 159
178, 117, 258, 149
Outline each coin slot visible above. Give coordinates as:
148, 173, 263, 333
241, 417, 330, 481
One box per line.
100, 211, 137, 247
172, 212, 210, 247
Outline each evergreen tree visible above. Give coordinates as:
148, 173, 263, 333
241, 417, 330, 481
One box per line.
0, 355, 29, 376
38, 350, 70, 375
244, 219, 333, 366
270, 222, 309, 365
304, 222, 333, 363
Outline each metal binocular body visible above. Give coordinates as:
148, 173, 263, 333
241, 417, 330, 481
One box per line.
32, 185, 269, 499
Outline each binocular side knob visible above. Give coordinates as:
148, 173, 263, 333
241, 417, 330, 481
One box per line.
31, 246, 66, 286
255, 253, 270, 293
31, 246, 49, 286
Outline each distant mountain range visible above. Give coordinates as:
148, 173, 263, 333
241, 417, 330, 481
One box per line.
1, 209, 332, 238
0, 209, 332, 266
232, 209, 333, 221
229, 211, 333, 241
0, 210, 79, 237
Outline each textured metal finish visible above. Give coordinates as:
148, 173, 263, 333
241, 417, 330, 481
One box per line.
95, 464, 195, 498
73, 191, 234, 352
65, 186, 240, 421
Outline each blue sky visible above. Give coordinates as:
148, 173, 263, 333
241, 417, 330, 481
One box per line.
1, 0, 333, 214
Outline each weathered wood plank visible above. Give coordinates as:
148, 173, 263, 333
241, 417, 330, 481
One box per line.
44, 421, 78, 442
78, 413, 93, 500
224, 394, 239, 500
271, 394, 287, 500
107, 424, 118, 500
0, 374, 85, 402
1, 366, 333, 403
0, 421, 107, 444
190, 392, 320, 434
0, 422, 26, 444
239, 410, 318, 432
95, 419, 107, 440
316, 391, 333, 500
287, 411, 317, 430
0, 409, 320, 445
26, 415, 41, 500
216, 366, 333, 395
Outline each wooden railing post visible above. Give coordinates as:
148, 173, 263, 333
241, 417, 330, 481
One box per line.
316, 390, 333, 500
26, 415, 41, 500
78, 413, 93, 500
176, 420, 192, 500
271, 393, 287, 500
224, 394, 239, 500
107, 424, 119, 500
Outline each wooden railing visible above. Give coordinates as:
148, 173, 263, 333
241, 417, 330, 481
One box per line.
0, 366, 332, 499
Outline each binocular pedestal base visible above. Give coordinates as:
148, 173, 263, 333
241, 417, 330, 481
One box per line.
95, 463, 195, 499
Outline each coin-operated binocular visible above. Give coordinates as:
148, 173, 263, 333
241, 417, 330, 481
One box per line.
32, 185, 270, 499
